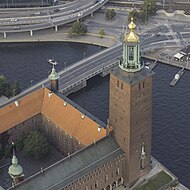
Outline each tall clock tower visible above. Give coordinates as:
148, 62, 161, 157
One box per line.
109, 19, 154, 187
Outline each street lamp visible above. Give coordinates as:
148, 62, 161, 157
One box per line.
6, 0, 8, 8
163, 0, 165, 10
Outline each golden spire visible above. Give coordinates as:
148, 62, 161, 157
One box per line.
124, 18, 139, 43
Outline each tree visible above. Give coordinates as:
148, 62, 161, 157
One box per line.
105, 9, 116, 20
0, 76, 7, 97
140, 0, 157, 22
12, 81, 21, 96
128, 9, 139, 23
99, 29, 105, 38
69, 20, 87, 35
23, 131, 49, 160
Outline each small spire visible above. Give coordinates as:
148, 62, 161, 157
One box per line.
140, 142, 146, 160
8, 142, 24, 179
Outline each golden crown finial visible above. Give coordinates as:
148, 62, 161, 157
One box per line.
128, 17, 136, 31
124, 17, 139, 43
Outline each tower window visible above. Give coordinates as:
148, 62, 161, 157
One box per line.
95, 180, 98, 189
117, 80, 119, 87
121, 83, 123, 90
105, 175, 108, 182
116, 168, 120, 175
129, 46, 134, 61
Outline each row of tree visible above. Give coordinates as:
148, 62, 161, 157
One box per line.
0, 75, 21, 97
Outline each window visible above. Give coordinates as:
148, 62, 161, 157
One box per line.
121, 83, 123, 90
105, 175, 108, 182
116, 168, 120, 175
143, 82, 145, 88
117, 80, 119, 87
129, 46, 134, 61
139, 83, 141, 90
95, 180, 98, 189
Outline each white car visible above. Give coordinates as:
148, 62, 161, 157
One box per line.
10, 18, 17, 22
77, 13, 83, 17
13, 26, 20, 30
34, 11, 41, 15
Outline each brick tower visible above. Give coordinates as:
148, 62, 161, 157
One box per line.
109, 18, 154, 187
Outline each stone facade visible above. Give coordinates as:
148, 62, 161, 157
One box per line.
109, 70, 153, 187
63, 154, 126, 190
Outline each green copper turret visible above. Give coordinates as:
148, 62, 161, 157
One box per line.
49, 64, 59, 92
119, 18, 143, 72
8, 145, 24, 185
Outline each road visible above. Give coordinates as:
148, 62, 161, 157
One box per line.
0, 0, 108, 33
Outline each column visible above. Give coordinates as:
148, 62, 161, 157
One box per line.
55, 25, 58, 32
3, 32, 7, 38
30, 30, 33, 36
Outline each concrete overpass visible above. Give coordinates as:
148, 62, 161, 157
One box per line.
0, 0, 108, 37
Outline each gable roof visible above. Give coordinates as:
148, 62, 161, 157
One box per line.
8, 136, 123, 190
0, 88, 106, 145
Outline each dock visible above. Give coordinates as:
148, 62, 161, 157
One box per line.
170, 67, 185, 87
145, 60, 158, 70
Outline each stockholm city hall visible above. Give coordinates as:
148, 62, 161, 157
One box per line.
1, 19, 154, 189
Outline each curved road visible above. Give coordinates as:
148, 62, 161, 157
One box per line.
0, 0, 108, 33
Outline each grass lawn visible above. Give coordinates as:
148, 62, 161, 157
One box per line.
137, 171, 172, 190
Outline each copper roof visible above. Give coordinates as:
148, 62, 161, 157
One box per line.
0, 88, 106, 145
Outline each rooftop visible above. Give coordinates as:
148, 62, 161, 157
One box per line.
0, 87, 107, 145
8, 136, 123, 190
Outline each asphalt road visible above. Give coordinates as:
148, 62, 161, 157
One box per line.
0, 0, 108, 32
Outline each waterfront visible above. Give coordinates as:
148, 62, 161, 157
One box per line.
0, 42, 190, 188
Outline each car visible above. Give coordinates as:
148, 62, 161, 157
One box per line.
73, 8, 79, 13
77, 13, 83, 17
10, 18, 17, 22
34, 11, 41, 15
54, 8, 60, 13
13, 26, 20, 30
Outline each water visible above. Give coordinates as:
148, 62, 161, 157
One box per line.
0, 42, 190, 188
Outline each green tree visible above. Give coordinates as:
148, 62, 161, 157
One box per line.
12, 81, 21, 96
99, 28, 105, 38
105, 9, 116, 20
69, 20, 87, 35
23, 131, 49, 160
0, 76, 7, 97
140, 0, 157, 22
128, 9, 139, 23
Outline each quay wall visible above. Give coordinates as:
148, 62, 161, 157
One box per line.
0, 32, 117, 48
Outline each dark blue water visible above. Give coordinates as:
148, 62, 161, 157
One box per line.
0, 43, 189, 188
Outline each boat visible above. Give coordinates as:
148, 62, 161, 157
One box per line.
169, 67, 185, 87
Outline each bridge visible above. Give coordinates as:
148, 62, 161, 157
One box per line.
0, 0, 108, 37
0, 42, 123, 108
